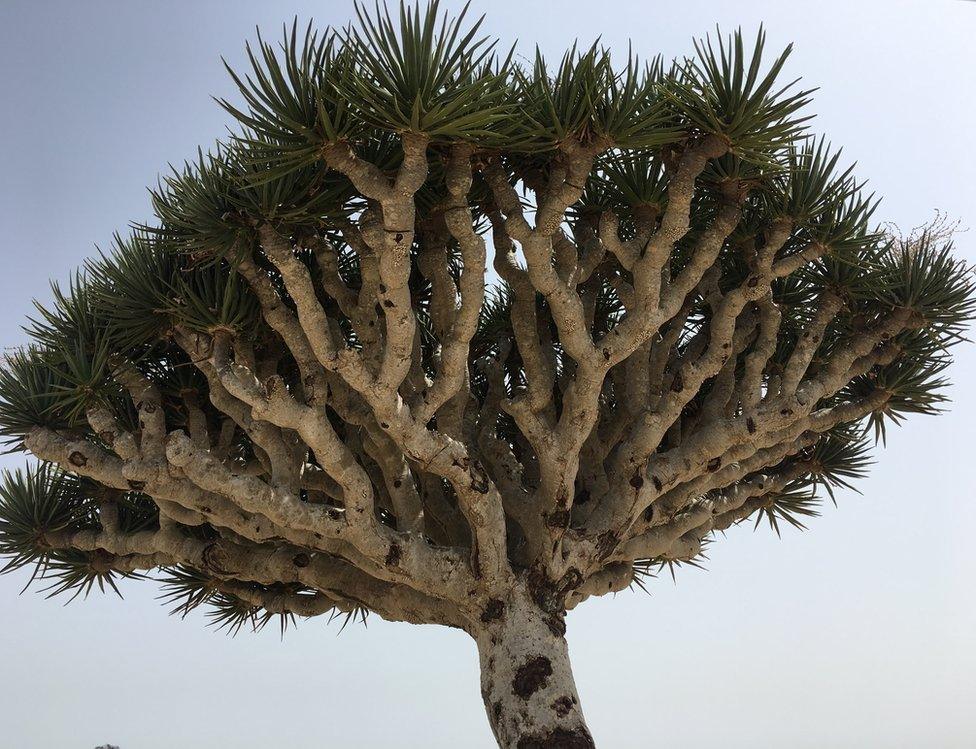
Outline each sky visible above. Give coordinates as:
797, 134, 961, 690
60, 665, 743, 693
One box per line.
0, 1, 973, 747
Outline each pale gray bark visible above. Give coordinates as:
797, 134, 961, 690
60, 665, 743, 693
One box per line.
476, 584, 594, 749
18, 128, 927, 747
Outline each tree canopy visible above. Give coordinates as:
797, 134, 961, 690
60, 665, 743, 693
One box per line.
1, 2, 972, 745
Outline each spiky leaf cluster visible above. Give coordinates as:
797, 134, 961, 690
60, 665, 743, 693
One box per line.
0, 463, 151, 599
0, 1, 972, 634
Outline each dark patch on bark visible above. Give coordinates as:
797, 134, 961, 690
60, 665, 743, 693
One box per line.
481, 598, 506, 624
670, 371, 684, 392
493, 701, 503, 721
201, 543, 232, 576
551, 696, 575, 717
546, 509, 570, 529
575, 488, 590, 505
292, 552, 311, 568
68, 451, 87, 467
527, 568, 562, 614
747, 275, 759, 288
528, 567, 581, 614
126, 480, 146, 491
516, 727, 595, 749
98, 430, 115, 446
629, 471, 644, 490
393, 479, 402, 489
707, 457, 722, 472
469, 459, 489, 494
642, 504, 654, 523
303, 374, 317, 400
385, 542, 402, 567
382, 299, 395, 308
263, 376, 280, 398
595, 530, 619, 559
558, 568, 583, 593
141, 401, 157, 414
651, 474, 663, 491
512, 656, 553, 699
545, 613, 567, 638
378, 283, 387, 294
780, 408, 794, 416
746, 417, 756, 434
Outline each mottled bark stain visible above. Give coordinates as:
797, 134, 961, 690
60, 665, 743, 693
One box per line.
385, 542, 402, 567
595, 530, 618, 559
544, 614, 567, 638
551, 696, 574, 717
480, 598, 506, 623
545, 509, 570, 529
512, 656, 553, 699
469, 460, 490, 494
516, 727, 595, 749
471, 544, 482, 579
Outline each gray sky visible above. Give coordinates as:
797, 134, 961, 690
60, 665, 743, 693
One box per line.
0, 1, 973, 747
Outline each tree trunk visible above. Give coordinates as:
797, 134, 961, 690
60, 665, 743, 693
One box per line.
475, 586, 595, 748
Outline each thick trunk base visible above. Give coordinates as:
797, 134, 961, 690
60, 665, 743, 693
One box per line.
475, 587, 594, 748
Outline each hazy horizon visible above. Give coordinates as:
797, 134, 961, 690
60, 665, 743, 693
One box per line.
0, 1, 974, 747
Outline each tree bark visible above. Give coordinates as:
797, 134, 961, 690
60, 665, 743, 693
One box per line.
475, 585, 595, 748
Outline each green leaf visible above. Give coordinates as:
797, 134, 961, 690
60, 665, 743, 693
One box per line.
661, 27, 814, 166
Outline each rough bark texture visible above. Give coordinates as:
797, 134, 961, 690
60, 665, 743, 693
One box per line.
476, 584, 593, 749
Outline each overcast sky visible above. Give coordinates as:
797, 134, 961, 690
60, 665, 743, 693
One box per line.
0, 1, 974, 747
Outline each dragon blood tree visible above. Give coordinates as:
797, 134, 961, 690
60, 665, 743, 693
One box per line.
1, 3, 973, 746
